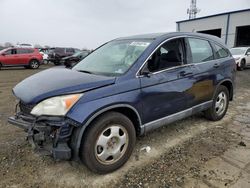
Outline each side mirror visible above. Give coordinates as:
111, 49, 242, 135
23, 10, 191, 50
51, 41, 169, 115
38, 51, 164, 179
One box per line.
247, 52, 250, 56
1, 53, 5, 56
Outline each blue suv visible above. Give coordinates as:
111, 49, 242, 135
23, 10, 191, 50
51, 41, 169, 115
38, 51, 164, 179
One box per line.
8, 32, 236, 173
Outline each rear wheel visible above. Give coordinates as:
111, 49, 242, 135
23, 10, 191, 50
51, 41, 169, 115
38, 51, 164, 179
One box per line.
238, 59, 245, 71
29, 60, 40, 69
80, 112, 136, 174
204, 85, 229, 121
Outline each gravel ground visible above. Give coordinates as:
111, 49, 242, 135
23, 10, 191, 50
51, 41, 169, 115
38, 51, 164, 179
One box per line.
0, 65, 250, 187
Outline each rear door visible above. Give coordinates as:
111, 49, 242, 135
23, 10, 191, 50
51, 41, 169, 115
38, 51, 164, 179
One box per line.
185, 37, 224, 108
139, 38, 195, 128
16, 49, 29, 65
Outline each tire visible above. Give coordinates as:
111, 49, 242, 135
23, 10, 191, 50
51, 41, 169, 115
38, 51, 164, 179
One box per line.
204, 85, 229, 121
0, 63, 2, 70
237, 59, 245, 71
29, 60, 40, 69
80, 112, 136, 174
43, 60, 48, 64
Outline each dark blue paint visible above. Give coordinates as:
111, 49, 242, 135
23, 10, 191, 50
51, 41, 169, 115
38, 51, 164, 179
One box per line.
13, 32, 236, 131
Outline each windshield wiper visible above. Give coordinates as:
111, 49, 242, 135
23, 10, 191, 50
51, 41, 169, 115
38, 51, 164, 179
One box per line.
78, 70, 94, 74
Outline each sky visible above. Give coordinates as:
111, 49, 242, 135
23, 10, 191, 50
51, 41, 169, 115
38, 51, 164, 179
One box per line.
0, 0, 249, 49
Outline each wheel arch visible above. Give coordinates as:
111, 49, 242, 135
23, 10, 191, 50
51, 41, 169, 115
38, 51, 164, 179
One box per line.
216, 79, 234, 101
70, 104, 142, 160
29, 58, 40, 63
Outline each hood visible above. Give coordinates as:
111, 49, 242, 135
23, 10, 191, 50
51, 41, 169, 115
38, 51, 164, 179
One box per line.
13, 67, 116, 104
232, 55, 242, 59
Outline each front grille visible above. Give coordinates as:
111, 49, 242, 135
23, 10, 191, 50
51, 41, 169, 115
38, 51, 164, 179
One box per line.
19, 101, 35, 115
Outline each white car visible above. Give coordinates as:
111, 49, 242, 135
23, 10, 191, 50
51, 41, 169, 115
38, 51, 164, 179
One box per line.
230, 47, 250, 71
39, 51, 49, 64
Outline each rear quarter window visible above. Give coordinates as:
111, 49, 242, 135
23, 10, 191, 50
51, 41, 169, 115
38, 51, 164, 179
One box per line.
213, 44, 229, 59
27, 49, 34, 53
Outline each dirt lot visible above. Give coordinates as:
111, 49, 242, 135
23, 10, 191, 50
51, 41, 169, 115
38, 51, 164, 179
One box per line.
0, 65, 250, 188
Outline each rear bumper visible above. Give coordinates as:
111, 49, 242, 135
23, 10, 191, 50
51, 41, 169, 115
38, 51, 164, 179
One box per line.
8, 113, 73, 160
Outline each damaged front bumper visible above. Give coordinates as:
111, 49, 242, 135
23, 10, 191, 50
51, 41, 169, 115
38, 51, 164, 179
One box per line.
8, 112, 78, 160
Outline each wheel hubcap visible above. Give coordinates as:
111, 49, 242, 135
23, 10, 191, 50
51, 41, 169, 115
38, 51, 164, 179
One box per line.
215, 91, 227, 116
95, 125, 128, 165
31, 61, 38, 68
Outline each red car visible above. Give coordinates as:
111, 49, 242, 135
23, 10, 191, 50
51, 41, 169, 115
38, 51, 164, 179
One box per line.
0, 48, 43, 69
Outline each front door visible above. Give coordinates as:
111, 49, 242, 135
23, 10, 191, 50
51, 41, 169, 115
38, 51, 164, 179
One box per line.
139, 38, 195, 131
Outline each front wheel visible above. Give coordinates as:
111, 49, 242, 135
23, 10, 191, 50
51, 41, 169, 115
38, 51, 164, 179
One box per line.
204, 85, 229, 121
80, 112, 136, 174
29, 60, 40, 69
237, 59, 245, 71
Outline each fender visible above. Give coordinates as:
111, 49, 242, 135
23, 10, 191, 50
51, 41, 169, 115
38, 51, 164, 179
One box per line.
70, 104, 142, 160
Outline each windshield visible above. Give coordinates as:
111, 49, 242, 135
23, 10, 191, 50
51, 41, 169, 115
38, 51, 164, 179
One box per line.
72, 39, 152, 76
230, 48, 247, 55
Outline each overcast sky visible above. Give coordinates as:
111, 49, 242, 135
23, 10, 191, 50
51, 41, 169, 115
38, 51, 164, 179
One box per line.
0, 0, 249, 49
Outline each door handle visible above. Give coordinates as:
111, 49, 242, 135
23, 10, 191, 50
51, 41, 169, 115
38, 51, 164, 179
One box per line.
213, 63, 220, 68
179, 71, 193, 77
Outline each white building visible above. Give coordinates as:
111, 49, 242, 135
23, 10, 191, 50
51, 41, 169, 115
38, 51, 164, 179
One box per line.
176, 9, 250, 48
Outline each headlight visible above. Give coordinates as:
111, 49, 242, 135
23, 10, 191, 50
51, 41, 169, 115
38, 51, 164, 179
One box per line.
31, 94, 83, 116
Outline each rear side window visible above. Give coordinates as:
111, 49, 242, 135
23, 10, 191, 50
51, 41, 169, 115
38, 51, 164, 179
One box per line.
188, 38, 214, 63
27, 49, 34, 53
17, 49, 28, 54
55, 48, 64, 53
214, 44, 229, 58
66, 48, 74, 53
16, 49, 34, 54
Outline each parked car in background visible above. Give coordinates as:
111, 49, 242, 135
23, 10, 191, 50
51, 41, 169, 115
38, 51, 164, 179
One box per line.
39, 48, 49, 64
61, 50, 90, 67
230, 47, 250, 71
0, 47, 42, 69
8, 32, 236, 174
48, 47, 80, 65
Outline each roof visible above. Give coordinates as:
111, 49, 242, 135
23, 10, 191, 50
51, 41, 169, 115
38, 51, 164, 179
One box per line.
115, 33, 167, 40
114, 32, 226, 47
176, 8, 250, 23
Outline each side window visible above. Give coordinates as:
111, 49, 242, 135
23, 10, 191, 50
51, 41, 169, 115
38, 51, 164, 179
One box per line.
146, 38, 185, 72
214, 44, 229, 58
11, 49, 17, 54
188, 38, 214, 63
4, 50, 12, 55
17, 49, 28, 54
246, 48, 250, 54
66, 48, 74, 53
27, 49, 34, 53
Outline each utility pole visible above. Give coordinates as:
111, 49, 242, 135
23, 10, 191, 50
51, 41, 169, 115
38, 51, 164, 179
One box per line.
187, 0, 200, 19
